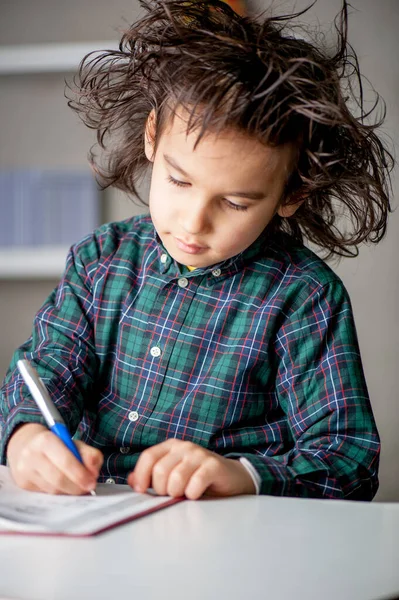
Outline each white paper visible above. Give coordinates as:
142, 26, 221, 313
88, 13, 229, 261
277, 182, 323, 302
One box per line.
0, 465, 176, 535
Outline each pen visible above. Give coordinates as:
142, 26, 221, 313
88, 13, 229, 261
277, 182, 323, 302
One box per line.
16, 359, 96, 496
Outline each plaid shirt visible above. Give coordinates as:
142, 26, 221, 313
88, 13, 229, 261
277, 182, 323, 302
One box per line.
0, 215, 380, 498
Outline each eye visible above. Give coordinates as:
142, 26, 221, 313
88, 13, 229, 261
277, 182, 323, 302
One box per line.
167, 175, 190, 188
224, 199, 248, 212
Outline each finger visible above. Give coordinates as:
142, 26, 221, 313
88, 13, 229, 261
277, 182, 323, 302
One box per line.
184, 457, 221, 500
13, 468, 49, 493
166, 458, 204, 498
156, 445, 210, 498
131, 440, 178, 492
37, 455, 90, 495
150, 453, 184, 496
75, 441, 104, 477
38, 432, 97, 493
30, 470, 58, 494
15, 465, 71, 496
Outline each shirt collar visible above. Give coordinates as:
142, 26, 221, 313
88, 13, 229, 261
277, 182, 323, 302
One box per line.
153, 226, 270, 282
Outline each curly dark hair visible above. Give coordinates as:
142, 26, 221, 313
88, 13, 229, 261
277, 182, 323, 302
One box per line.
67, 0, 394, 258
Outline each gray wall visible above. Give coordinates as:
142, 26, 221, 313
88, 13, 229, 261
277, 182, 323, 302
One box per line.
0, 0, 398, 500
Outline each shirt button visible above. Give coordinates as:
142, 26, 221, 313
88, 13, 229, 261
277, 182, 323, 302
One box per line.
120, 447, 130, 454
160, 253, 168, 264
150, 346, 161, 357
178, 277, 189, 288
128, 410, 139, 422
105, 478, 115, 484
212, 268, 221, 277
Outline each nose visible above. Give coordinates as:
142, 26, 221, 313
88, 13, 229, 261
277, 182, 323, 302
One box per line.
179, 197, 211, 235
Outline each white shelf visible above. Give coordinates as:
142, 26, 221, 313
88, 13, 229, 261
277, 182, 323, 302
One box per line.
0, 41, 119, 75
0, 246, 69, 279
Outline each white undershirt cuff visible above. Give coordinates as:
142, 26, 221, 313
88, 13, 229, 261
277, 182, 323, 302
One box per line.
239, 457, 261, 495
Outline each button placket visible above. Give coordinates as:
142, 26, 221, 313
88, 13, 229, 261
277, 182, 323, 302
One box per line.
134, 268, 200, 446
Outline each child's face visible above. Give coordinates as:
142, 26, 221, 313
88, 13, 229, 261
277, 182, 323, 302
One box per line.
145, 111, 299, 268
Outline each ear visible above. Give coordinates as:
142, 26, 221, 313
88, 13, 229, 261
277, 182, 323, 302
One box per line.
277, 194, 306, 218
144, 109, 156, 163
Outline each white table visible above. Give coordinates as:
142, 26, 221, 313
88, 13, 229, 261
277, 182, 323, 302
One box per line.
0, 494, 398, 600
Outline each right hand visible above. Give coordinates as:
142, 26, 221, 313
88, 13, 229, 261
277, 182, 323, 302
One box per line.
7, 422, 103, 495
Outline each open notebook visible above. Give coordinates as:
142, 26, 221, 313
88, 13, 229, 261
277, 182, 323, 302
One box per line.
0, 466, 181, 537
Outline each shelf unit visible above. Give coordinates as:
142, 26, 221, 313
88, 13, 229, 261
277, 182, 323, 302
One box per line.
0, 41, 117, 278
0, 247, 69, 279
0, 41, 118, 75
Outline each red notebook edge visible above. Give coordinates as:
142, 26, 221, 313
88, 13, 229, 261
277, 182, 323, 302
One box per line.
0, 495, 184, 538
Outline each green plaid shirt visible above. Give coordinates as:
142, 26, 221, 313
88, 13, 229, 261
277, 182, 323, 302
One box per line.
0, 215, 380, 498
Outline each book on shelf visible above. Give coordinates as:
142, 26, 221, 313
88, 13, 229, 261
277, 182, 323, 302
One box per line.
0, 169, 100, 248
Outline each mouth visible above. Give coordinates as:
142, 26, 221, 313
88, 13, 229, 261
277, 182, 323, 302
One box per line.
174, 237, 208, 254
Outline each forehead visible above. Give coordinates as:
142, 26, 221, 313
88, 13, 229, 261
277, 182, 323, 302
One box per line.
158, 109, 295, 185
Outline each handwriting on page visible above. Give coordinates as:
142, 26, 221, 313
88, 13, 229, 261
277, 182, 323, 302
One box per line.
0, 467, 149, 528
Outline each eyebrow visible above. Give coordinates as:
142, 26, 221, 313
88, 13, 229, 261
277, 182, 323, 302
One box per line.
163, 154, 266, 200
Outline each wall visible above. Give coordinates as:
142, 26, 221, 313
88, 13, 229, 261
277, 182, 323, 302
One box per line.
0, 0, 147, 377
0, 0, 398, 499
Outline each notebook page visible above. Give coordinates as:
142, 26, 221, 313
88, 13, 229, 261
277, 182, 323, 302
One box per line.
0, 465, 175, 535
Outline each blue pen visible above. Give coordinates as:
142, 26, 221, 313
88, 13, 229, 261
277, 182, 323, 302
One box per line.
17, 359, 96, 496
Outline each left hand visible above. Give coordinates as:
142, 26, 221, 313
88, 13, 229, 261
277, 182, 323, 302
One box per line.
127, 439, 256, 499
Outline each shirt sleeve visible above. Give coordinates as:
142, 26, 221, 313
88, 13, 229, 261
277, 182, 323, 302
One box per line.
0, 239, 99, 464
227, 279, 380, 500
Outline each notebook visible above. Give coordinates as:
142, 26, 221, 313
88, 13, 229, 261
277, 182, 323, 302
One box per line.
0, 466, 181, 537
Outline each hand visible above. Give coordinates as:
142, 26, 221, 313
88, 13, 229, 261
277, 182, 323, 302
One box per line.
7, 422, 103, 495
127, 439, 256, 499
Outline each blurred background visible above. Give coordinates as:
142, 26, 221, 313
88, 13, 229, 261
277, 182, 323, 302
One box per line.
0, 0, 398, 500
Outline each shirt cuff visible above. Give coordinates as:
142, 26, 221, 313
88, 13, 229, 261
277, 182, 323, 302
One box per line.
239, 457, 261, 495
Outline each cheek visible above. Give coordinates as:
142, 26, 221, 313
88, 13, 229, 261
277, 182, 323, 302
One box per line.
218, 211, 274, 252
149, 177, 174, 226
150, 196, 168, 231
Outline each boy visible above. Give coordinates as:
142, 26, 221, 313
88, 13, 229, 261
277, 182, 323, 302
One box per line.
0, 0, 392, 499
